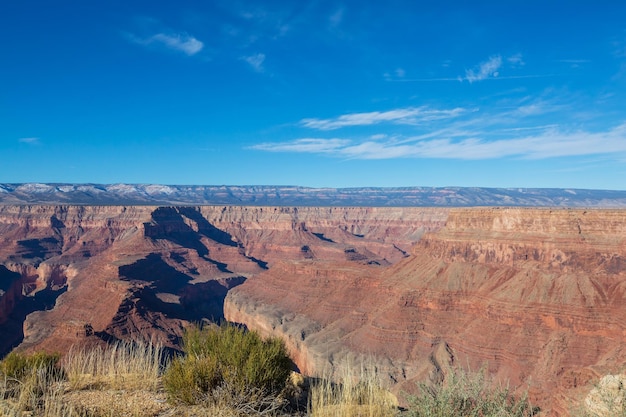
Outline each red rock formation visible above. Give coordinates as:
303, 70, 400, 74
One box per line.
224, 208, 626, 416
0, 205, 442, 356
6, 204, 624, 414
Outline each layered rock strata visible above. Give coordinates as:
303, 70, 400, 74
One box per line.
224, 208, 626, 416
3, 204, 624, 415
0, 205, 444, 356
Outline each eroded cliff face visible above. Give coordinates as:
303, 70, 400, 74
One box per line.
224, 207, 626, 416
0, 205, 444, 356
3, 205, 623, 415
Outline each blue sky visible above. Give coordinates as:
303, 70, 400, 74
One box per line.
2, 1, 626, 189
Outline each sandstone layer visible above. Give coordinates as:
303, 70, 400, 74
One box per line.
224, 207, 626, 416
0, 205, 443, 356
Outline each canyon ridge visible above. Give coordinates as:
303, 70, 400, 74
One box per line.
1, 185, 626, 416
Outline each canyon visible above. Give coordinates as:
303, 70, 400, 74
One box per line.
0, 203, 625, 415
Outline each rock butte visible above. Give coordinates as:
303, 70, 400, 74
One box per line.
1, 205, 625, 416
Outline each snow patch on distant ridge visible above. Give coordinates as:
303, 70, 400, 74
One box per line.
106, 184, 139, 194
17, 183, 54, 193
144, 185, 175, 195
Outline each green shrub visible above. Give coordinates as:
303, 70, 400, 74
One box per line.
163, 323, 292, 407
406, 366, 538, 417
0, 351, 61, 381
163, 353, 222, 405
0, 351, 66, 413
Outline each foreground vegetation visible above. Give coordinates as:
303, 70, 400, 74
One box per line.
163, 323, 293, 413
406, 366, 538, 417
1, 325, 540, 416
308, 358, 397, 417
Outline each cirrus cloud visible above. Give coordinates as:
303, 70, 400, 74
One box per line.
129, 31, 204, 56
252, 138, 350, 153
463, 55, 503, 83
301, 106, 468, 130
242, 53, 266, 72
252, 124, 626, 161
151, 33, 203, 55
18, 137, 40, 145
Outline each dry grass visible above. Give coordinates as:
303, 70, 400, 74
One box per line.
0, 365, 81, 417
0, 337, 297, 416
0, 341, 165, 417
5, 343, 395, 417
0, 344, 542, 417
308, 358, 398, 417
63, 340, 164, 391
0, 347, 540, 417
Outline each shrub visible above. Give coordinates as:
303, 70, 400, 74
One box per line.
406, 366, 538, 417
163, 353, 222, 405
0, 351, 61, 381
163, 323, 292, 409
0, 351, 66, 414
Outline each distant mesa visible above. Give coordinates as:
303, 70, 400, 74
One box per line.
1, 183, 626, 207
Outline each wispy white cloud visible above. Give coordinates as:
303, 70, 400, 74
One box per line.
497, 124, 560, 133
388, 54, 535, 83
252, 124, 626, 160
463, 55, 503, 83
387, 76, 463, 82
513, 99, 567, 116
557, 58, 591, 69
460, 54, 530, 82
130, 32, 204, 56
507, 53, 525, 67
242, 53, 266, 72
391, 74, 553, 83
252, 138, 350, 153
557, 59, 591, 64
370, 133, 388, 140
253, 92, 626, 162
19, 137, 40, 145
152, 33, 203, 55
301, 107, 467, 130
